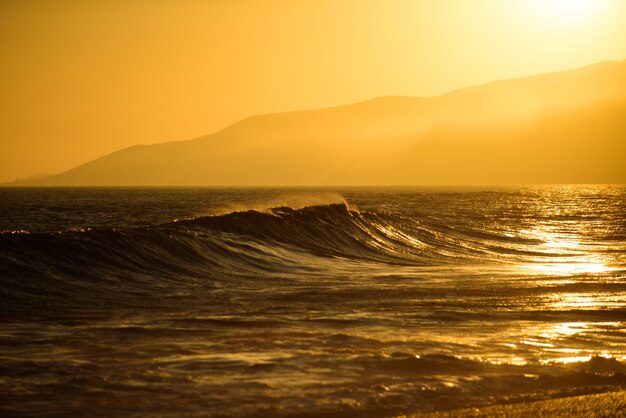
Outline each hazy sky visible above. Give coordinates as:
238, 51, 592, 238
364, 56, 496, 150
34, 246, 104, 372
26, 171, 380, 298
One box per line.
1, 0, 625, 182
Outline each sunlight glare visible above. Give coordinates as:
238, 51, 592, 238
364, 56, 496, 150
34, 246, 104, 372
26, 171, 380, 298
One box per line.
532, 0, 600, 22
541, 356, 592, 364
538, 0, 596, 18
520, 225, 612, 275
525, 262, 612, 275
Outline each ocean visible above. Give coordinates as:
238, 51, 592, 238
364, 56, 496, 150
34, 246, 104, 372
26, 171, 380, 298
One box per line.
1, 186, 625, 417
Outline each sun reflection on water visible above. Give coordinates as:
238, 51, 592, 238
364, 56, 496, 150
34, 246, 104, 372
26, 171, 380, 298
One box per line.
522, 321, 626, 365
525, 261, 612, 275
518, 224, 614, 275
540, 356, 592, 365
550, 293, 604, 309
544, 322, 588, 337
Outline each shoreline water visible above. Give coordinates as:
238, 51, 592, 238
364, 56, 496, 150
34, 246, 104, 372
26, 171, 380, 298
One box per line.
401, 390, 626, 417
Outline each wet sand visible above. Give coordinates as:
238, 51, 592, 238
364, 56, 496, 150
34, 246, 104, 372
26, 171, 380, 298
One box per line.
401, 391, 626, 417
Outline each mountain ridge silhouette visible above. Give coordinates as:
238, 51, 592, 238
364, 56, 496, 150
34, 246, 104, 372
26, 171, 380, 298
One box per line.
9, 60, 626, 186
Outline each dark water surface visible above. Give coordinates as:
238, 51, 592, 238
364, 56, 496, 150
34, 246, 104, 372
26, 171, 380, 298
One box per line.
1, 186, 625, 417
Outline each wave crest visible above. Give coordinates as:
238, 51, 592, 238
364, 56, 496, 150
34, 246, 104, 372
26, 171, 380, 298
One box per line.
0, 202, 564, 311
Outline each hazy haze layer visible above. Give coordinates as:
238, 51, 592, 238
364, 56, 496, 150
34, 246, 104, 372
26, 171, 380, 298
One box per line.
14, 61, 625, 186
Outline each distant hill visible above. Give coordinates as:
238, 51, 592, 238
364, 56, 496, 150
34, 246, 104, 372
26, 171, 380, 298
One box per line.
10, 60, 626, 186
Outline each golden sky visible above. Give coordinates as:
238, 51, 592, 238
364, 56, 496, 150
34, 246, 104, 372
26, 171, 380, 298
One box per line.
1, 0, 625, 183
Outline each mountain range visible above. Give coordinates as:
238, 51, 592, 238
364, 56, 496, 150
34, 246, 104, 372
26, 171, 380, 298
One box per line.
10, 60, 626, 186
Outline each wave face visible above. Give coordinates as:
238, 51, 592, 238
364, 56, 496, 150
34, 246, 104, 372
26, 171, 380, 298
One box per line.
0, 203, 481, 300
0, 201, 584, 311
1, 186, 626, 417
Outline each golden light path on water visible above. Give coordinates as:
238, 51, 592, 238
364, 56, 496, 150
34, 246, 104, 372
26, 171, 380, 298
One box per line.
516, 319, 626, 365
520, 223, 613, 275
536, 321, 626, 364
512, 216, 625, 366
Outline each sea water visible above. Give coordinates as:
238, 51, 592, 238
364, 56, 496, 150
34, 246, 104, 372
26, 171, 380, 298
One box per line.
1, 186, 625, 417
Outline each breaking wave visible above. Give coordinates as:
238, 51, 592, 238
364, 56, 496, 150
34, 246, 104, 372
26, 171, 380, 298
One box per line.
0, 202, 551, 281
0, 201, 617, 316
